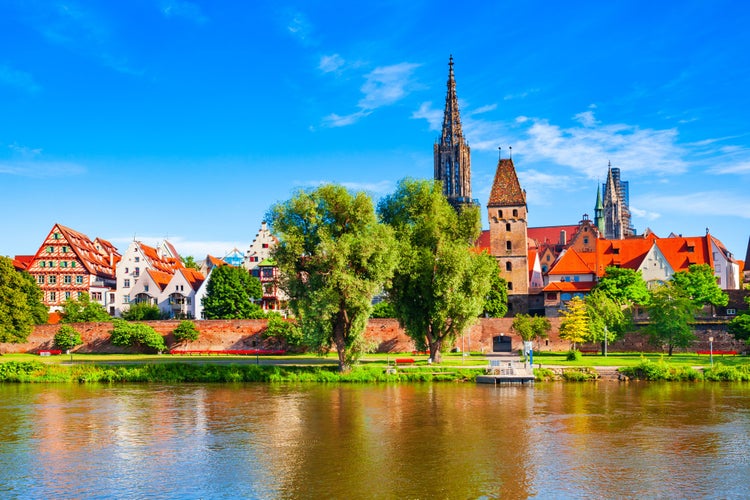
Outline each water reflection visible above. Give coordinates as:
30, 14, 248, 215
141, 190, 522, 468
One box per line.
0, 382, 748, 499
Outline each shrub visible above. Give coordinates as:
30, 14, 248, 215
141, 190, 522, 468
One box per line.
262, 313, 303, 346
121, 302, 165, 321
173, 320, 200, 343
110, 319, 166, 353
371, 301, 397, 318
561, 368, 598, 381
54, 325, 83, 351
566, 349, 582, 361
619, 358, 702, 381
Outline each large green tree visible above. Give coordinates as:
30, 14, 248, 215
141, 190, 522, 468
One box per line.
727, 295, 750, 343
61, 292, 111, 323
268, 184, 398, 371
593, 267, 650, 305
0, 256, 47, 342
378, 178, 496, 363
671, 263, 728, 310
585, 289, 630, 353
202, 265, 264, 319
558, 296, 590, 349
483, 269, 509, 318
511, 313, 551, 348
645, 283, 697, 355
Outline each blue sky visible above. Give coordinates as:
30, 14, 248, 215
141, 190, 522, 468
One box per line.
2, 1, 749, 262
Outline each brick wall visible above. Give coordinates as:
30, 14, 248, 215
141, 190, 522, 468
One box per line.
0, 317, 744, 355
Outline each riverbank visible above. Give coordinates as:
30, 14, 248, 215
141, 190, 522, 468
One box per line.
1, 356, 749, 383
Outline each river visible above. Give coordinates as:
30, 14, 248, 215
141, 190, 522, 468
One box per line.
0, 382, 748, 499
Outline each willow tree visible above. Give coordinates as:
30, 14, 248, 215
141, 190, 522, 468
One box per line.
267, 184, 397, 371
378, 178, 496, 363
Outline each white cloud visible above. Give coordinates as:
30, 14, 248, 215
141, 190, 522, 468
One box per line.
319, 54, 345, 73
290, 179, 393, 195
323, 62, 420, 127
287, 11, 315, 45
712, 161, 750, 174
160, 1, 208, 24
0, 64, 41, 93
639, 191, 750, 219
411, 102, 442, 131
517, 169, 574, 206
629, 206, 661, 221
358, 62, 420, 110
573, 110, 598, 127
516, 111, 688, 178
503, 89, 539, 100
0, 161, 86, 177
469, 104, 497, 116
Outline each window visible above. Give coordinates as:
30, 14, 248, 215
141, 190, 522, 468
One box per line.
144, 285, 149, 292
546, 292, 556, 300
77, 292, 83, 299
134, 256, 140, 262
613, 248, 620, 255
505, 262, 512, 271
48, 275, 57, 284
40, 261, 46, 268
498, 210, 503, 218
124, 279, 130, 288
262, 268, 274, 278
123, 295, 130, 304
583, 237, 589, 244
71, 262, 76, 268
61, 261, 68, 268
134, 267, 140, 277
542, 265, 548, 273
125, 267, 129, 273
62, 246, 68, 253
505, 223, 511, 231
508, 282, 513, 290
574, 276, 580, 282
64, 276, 72, 284
687, 245, 695, 253
506, 241, 512, 251
262, 243, 269, 248
49, 291, 56, 302
727, 308, 736, 315
513, 209, 518, 217
53, 233, 60, 239
37, 275, 44, 284
76, 276, 83, 284
91, 292, 102, 301
47, 246, 53, 253
65, 292, 71, 300
187, 297, 191, 305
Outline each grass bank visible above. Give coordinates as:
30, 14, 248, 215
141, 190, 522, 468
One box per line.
0, 360, 485, 384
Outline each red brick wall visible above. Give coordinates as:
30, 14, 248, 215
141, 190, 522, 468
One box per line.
0, 317, 742, 355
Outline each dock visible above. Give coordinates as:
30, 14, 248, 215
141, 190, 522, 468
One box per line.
476, 356, 535, 385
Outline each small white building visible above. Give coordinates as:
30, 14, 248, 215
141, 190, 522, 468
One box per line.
115, 240, 183, 316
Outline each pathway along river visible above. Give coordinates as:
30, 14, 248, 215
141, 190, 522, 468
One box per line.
0, 382, 748, 499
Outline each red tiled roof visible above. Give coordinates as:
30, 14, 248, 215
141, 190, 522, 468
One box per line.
180, 268, 205, 291
487, 158, 525, 207
527, 225, 579, 246
140, 243, 183, 274
50, 224, 117, 278
206, 255, 226, 268
146, 269, 174, 291
653, 236, 711, 273
543, 281, 594, 292
547, 249, 596, 275
12, 255, 34, 271
475, 230, 491, 252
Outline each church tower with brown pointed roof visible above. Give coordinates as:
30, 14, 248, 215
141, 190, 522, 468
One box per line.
487, 156, 529, 314
434, 56, 475, 209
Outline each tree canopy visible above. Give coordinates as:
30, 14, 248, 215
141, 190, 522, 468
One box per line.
670, 263, 728, 308
202, 265, 264, 319
61, 292, 111, 323
268, 183, 398, 371
483, 269, 509, 318
181, 255, 200, 270
378, 178, 495, 363
645, 283, 697, 355
511, 314, 551, 345
558, 296, 590, 349
121, 302, 164, 321
585, 289, 629, 348
593, 267, 650, 305
0, 256, 48, 343
54, 324, 83, 351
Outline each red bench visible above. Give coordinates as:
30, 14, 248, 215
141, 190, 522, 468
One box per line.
395, 358, 415, 365
696, 350, 737, 355
38, 350, 62, 356
579, 348, 599, 355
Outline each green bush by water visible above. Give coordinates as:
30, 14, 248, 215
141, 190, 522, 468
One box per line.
619, 358, 702, 381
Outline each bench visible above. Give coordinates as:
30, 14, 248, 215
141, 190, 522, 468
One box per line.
696, 350, 737, 355
411, 350, 429, 356
579, 348, 599, 355
38, 350, 62, 356
169, 349, 286, 356
395, 358, 415, 365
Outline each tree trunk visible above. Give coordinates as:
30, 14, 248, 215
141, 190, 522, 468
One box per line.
429, 339, 443, 364
333, 312, 349, 372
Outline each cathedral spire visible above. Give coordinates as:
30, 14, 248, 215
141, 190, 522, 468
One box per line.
434, 55, 473, 209
594, 183, 604, 234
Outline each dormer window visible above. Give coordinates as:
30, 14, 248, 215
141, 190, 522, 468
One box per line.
613, 248, 620, 255
687, 245, 695, 252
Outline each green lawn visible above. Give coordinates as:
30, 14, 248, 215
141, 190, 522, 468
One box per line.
2, 351, 747, 369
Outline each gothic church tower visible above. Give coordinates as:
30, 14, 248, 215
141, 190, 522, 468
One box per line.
602, 162, 635, 239
487, 156, 529, 314
434, 56, 474, 209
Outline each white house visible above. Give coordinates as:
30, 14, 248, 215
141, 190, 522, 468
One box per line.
115, 240, 183, 316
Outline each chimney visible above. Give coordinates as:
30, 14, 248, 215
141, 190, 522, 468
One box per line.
560, 230, 567, 246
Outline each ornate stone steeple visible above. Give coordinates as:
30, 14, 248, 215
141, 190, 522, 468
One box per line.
602, 162, 634, 239
594, 184, 605, 234
434, 55, 474, 209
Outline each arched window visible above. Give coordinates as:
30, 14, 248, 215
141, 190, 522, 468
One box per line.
506, 241, 512, 251
498, 210, 503, 217
513, 209, 518, 217
505, 223, 511, 231
505, 261, 512, 271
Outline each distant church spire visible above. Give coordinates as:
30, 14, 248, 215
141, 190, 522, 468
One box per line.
434, 55, 473, 209
594, 183, 604, 234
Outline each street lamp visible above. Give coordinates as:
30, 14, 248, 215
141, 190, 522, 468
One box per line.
708, 336, 714, 367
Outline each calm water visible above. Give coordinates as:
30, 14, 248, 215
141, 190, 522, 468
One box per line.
0, 381, 748, 499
